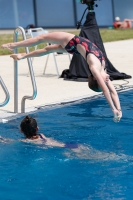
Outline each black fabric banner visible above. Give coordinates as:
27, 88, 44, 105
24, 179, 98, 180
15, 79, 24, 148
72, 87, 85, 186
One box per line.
60, 12, 131, 81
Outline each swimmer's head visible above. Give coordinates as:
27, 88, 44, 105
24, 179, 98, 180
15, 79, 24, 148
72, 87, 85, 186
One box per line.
20, 116, 38, 138
88, 76, 102, 92
115, 16, 120, 21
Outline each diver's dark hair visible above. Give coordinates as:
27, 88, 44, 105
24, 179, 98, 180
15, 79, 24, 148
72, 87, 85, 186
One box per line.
20, 116, 37, 138
88, 76, 102, 92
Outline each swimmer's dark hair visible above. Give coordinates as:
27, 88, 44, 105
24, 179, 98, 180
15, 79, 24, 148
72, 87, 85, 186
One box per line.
88, 76, 102, 92
20, 116, 37, 138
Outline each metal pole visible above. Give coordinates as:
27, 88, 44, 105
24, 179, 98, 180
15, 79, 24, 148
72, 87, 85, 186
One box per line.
73, 0, 77, 27
53, 54, 60, 77
18, 27, 37, 113
13, 0, 19, 27
33, 0, 38, 27
14, 30, 18, 113
43, 54, 50, 75
0, 76, 10, 107
111, 0, 115, 22
13, 26, 37, 113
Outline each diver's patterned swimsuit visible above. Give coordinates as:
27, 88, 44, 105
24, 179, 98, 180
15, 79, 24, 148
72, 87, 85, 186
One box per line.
65, 36, 105, 64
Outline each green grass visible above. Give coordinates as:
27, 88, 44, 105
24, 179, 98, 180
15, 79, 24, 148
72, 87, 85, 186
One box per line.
70, 28, 133, 42
100, 28, 133, 42
0, 28, 133, 55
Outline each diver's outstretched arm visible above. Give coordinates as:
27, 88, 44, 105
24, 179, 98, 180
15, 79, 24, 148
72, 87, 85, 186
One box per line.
1, 34, 48, 51
106, 80, 122, 120
91, 67, 122, 122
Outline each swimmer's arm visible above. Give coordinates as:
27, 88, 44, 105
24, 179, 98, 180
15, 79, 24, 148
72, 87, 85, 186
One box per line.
92, 70, 122, 121
46, 138, 65, 147
20, 138, 38, 143
90, 68, 116, 110
0, 136, 14, 143
20, 139, 27, 143
10, 44, 67, 60
106, 80, 122, 114
105, 79, 122, 121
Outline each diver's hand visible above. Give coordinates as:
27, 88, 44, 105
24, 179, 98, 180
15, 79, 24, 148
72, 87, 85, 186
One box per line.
112, 109, 122, 122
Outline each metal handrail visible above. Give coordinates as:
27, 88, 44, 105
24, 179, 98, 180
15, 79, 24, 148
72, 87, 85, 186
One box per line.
0, 76, 10, 107
14, 26, 37, 113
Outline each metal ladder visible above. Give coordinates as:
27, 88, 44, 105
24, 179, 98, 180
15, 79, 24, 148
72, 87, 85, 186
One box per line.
0, 76, 10, 107
13, 26, 37, 113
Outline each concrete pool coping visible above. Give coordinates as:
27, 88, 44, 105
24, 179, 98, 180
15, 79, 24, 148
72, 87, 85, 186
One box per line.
0, 34, 133, 120
0, 92, 103, 121
0, 85, 133, 123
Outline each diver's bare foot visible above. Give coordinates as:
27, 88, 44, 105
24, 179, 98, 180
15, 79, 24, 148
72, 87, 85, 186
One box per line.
10, 53, 26, 60
1, 43, 15, 52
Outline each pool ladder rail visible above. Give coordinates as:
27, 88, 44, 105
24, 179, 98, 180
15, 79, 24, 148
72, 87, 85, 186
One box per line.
3, 26, 70, 113
0, 76, 10, 107
14, 26, 37, 113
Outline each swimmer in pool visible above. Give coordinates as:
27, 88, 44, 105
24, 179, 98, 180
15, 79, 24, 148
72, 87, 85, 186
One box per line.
20, 115, 79, 149
20, 116, 133, 162
1, 116, 131, 162
1, 32, 122, 122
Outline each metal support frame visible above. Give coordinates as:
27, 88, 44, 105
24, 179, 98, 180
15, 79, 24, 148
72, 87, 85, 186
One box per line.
26, 27, 71, 77
26, 27, 60, 77
0, 76, 10, 107
14, 26, 37, 113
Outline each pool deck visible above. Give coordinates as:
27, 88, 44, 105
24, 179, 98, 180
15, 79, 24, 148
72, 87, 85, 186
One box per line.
0, 29, 133, 120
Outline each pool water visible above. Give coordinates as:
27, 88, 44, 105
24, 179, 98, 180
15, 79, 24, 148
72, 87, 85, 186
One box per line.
0, 89, 133, 199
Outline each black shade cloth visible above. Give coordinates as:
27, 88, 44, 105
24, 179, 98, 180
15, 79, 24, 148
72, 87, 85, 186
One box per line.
60, 12, 131, 81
